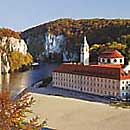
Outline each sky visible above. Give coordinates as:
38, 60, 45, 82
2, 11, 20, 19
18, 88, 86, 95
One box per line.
0, 0, 130, 31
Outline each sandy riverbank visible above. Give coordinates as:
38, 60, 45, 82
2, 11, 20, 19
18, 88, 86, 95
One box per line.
28, 93, 130, 130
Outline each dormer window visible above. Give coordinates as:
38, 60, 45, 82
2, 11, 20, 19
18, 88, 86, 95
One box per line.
114, 59, 117, 62
120, 59, 122, 63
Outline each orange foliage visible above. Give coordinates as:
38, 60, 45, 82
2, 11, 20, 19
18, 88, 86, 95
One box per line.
0, 28, 20, 39
0, 90, 46, 130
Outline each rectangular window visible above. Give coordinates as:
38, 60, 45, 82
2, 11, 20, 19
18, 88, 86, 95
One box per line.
122, 87, 124, 90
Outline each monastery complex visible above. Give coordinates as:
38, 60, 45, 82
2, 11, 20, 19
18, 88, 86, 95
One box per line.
52, 36, 130, 99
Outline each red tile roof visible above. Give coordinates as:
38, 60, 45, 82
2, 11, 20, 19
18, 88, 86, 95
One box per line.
53, 63, 130, 80
99, 50, 124, 58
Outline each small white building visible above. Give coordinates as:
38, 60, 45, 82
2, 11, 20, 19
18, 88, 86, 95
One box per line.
98, 50, 124, 65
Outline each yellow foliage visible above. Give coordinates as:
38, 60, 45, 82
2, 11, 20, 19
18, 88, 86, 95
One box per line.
90, 43, 101, 51
8, 51, 33, 72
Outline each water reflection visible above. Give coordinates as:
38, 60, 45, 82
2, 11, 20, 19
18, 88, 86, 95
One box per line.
0, 63, 58, 97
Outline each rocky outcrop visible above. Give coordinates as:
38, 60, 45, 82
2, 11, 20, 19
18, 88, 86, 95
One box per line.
44, 33, 65, 56
8, 37, 27, 55
1, 37, 27, 55
0, 37, 29, 73
44, 33, 79, 62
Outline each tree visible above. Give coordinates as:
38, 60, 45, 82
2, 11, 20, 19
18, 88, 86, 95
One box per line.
0, 90, 47, 130
8, 51, 33, 72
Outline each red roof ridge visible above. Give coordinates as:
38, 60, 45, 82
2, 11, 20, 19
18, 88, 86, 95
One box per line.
99, 49, 124, 58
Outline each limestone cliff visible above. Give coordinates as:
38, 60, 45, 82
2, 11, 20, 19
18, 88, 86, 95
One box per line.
44, 33, 78, 62
21, 18, 130, 62
0, 37, 32, 73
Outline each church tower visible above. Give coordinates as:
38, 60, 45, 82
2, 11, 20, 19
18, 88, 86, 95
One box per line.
80, 36, 89, 65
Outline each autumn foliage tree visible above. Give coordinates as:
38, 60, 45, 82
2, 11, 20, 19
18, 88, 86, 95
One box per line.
8, 51, 33, 72
0, 90, 46, 130
0, 28, 20, 39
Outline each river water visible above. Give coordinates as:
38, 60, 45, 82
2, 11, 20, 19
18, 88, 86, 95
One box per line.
0, 63, 58, 97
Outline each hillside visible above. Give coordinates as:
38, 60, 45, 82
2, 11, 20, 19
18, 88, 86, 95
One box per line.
0, 28, 20, 39
21, 18, 130, 61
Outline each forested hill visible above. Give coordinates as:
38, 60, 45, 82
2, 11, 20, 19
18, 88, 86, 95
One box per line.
21, 18, 130, 44
0, 28, 20, 39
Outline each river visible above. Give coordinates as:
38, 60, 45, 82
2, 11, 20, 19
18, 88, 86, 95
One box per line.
0, 63, 58, 97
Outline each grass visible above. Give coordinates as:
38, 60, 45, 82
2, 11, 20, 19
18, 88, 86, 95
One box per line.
110, 101, 130, 109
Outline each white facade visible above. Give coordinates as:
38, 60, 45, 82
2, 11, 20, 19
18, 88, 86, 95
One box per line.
98, 57, 124, 65
52, 72, 120, 97
80, 36, 89, 65
120, 79, 130, 97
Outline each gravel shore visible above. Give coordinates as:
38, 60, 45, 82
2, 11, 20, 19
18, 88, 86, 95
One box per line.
27, 93, 130, 130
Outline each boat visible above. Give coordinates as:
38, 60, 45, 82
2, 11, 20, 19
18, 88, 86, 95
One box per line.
31, 62, 40, 66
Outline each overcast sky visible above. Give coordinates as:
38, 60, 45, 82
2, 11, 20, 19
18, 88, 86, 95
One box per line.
0, 0, 129, 31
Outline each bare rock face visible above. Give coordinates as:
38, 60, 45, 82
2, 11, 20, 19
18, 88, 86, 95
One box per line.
1, 52, 10, 74
8, 37, 27, 55
44, 33, 66, 56
0, 37, 28, 73
44, 33, 79, 62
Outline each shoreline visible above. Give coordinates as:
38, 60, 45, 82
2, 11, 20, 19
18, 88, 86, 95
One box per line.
28, 93, 130, 130
29, 80, 112, 104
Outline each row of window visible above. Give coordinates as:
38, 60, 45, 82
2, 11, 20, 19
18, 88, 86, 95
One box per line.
122, 80, 130, 84
122, 92, 129, 97
55, 82, 117, 96
53, 78, 116, 89
53, 73, 116, 84
100, 58, 123, 63
54, 81, 117, 90
122, 86, 129, 90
